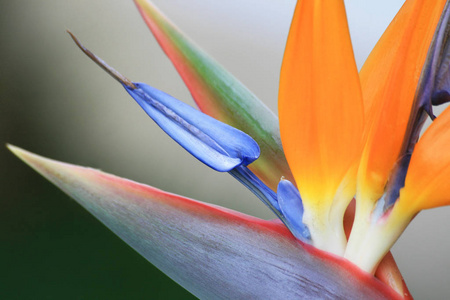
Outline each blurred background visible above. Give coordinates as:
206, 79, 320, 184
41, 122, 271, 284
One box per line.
1, 0, 449, 298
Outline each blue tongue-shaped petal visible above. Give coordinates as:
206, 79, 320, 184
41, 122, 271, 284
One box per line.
125, 83, 259, 171
277, 179, 311, 242
67, 30, 259, 172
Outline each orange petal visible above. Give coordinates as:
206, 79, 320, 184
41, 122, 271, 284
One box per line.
278, 0, 363, 251
357, 0, 447, 204
346, 107, 450, 272
397, 105, 450, 215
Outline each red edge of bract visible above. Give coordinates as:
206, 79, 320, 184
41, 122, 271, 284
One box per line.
301, 242, 410, 300
95, 169, 408, 299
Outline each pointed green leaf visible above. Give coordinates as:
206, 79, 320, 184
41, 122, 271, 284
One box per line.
9, 145, 404, 299
134, 0, 293, 190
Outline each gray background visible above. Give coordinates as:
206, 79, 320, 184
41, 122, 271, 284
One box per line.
2, 0, 449, 298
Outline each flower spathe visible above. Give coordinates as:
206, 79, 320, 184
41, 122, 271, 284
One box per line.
7, 145, 407, 299
8, 0, 450, 298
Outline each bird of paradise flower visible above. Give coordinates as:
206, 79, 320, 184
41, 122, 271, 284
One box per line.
8, 0, 450, 298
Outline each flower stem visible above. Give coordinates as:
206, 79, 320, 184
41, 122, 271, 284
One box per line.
302, 208, 347, 256
345, 203, 411, 273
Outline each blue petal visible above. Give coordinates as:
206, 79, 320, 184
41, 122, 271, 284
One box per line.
229, 165, 281, 214
125, 83, 260, 172
379, 154, 411, 210
417, 2, 450, 119
277, 179, 311, 242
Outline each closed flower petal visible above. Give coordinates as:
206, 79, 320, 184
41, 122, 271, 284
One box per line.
357, 0, 447, 208
398, 105, 450, 214
278, 0, 364, 254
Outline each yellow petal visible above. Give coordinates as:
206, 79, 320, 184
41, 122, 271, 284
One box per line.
357, 0, 447, 204
397, 106, 450, 215
278, 0, 363, 252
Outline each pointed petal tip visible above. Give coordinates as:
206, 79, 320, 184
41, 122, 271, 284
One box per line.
67, 30, 136, 89
7, 144, 92, 191
8, 144, 42, 166
7, 143, 22, 154
8, 144, 69, 171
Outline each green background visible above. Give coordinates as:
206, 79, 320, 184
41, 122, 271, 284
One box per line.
1, 0, 449, 299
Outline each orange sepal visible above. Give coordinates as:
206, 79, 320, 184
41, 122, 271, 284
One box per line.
398, 106, 450, 214
357, 0, 447, 203
279, 0, 363, 216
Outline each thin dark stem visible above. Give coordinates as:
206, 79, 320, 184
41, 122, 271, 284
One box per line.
67, 30, 137, 89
